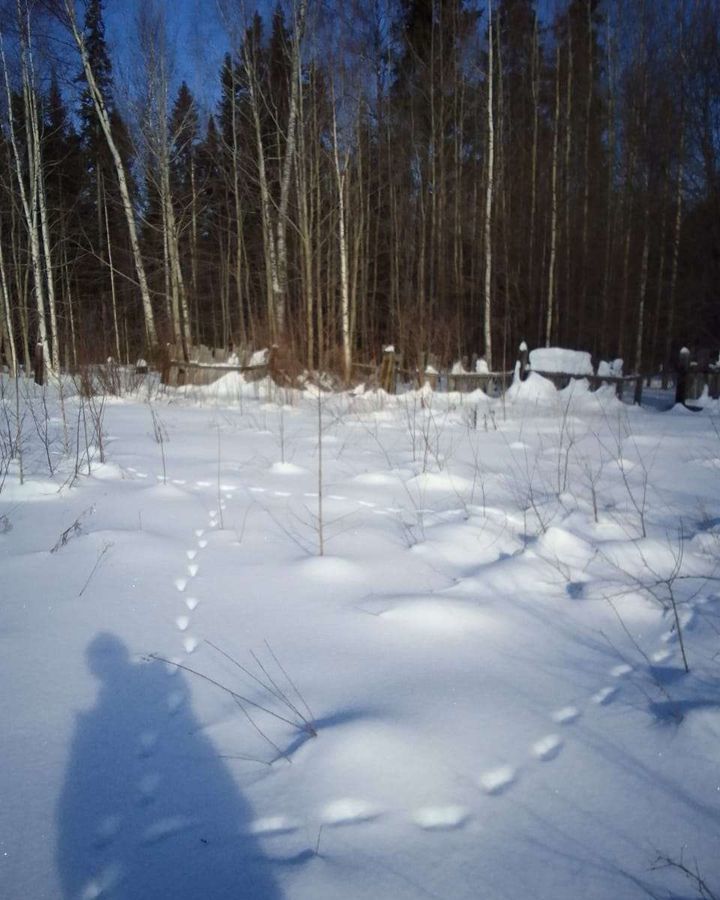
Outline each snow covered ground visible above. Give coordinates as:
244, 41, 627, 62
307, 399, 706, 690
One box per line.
1, 372, 719, 900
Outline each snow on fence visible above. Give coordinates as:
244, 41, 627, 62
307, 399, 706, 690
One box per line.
381, 343, 644, 403
157, 342, 719, 406
162, 345, 271, 387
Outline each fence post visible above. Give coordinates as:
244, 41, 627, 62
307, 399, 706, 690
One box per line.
633, 375, 643, 406
380, 346, 397, 394
675, 347, 690, 406
423, 366, 438, 391
33, 341, 44, 386
711, 369, 720, 401
519, 341, 529, 381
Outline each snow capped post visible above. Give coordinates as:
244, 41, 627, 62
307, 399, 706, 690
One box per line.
380, 345, 397, 394
518, 341, 529, 381
675, 346, 690, 406
424, 364, 439, 392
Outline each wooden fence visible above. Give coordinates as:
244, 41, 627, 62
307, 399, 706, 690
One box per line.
158, 342, 718, 408
162, 344, 271, 387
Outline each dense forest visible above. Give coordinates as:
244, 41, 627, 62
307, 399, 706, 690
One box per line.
0, 0, 718, 379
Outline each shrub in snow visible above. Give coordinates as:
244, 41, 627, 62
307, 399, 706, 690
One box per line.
529, 348, 593, 376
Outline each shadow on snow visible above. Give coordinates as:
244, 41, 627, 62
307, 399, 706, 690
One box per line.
56, 633, 283, 900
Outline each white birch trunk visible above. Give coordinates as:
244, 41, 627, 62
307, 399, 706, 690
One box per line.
1, 21, 51, 372
331, 94, 351, 382
64, 0, 157, 348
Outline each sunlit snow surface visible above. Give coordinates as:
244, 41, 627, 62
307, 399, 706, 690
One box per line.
1, 372, 719, 900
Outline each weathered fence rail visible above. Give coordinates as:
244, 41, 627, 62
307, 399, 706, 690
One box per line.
161, 343, 272, 387
144, 341, 718, 409
163, 359, 270, 387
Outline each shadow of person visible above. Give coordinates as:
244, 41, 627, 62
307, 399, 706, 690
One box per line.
57, 634, 283, 900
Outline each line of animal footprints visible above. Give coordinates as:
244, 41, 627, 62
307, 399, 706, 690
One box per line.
476, 664, 641, 798
170, 522, 215, 656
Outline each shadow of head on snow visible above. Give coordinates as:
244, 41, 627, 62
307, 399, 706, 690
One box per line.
56, 633, 283, 900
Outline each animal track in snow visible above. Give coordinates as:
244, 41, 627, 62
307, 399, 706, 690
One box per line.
551, 706, 580, 725
162, 656, 183, 675
174, 577, 187, 592
652, 648, 672, 663
175, 616, 190, 632
197, 539, 208, 549
320, 799, 380, 826
412, 806, 469, 830
532, 735, 563, 761
185, 597, 199, 611
479, 765, 516, 795
142, 816, 195, 844
183, 636, 198, 654
610, 663, 633, 678
78, 863, 122, 899
187, 564, 199, 577
249, 487, 266, 493
248, 816, 299, 836
186, 549, 197, 560
592, 686, 618, 705
679, 609, 694, 628
194, 528, 204, 537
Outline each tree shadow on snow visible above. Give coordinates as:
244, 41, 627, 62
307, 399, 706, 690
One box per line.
56, 633, 283, 900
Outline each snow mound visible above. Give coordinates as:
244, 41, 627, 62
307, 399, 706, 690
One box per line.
530, 347, 593, 376
558, 378, 591, 398
537, 526, 595, 568
407, 471, 474, 493
270, 462, 306, 475
506, 371, 557, 402
354, 471, 401, 486
299, 555, 365, 583
380, 598, 495, 635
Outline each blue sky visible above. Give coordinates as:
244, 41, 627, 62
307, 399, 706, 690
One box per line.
104, 0, 233, 112
101, 0, 562, 115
